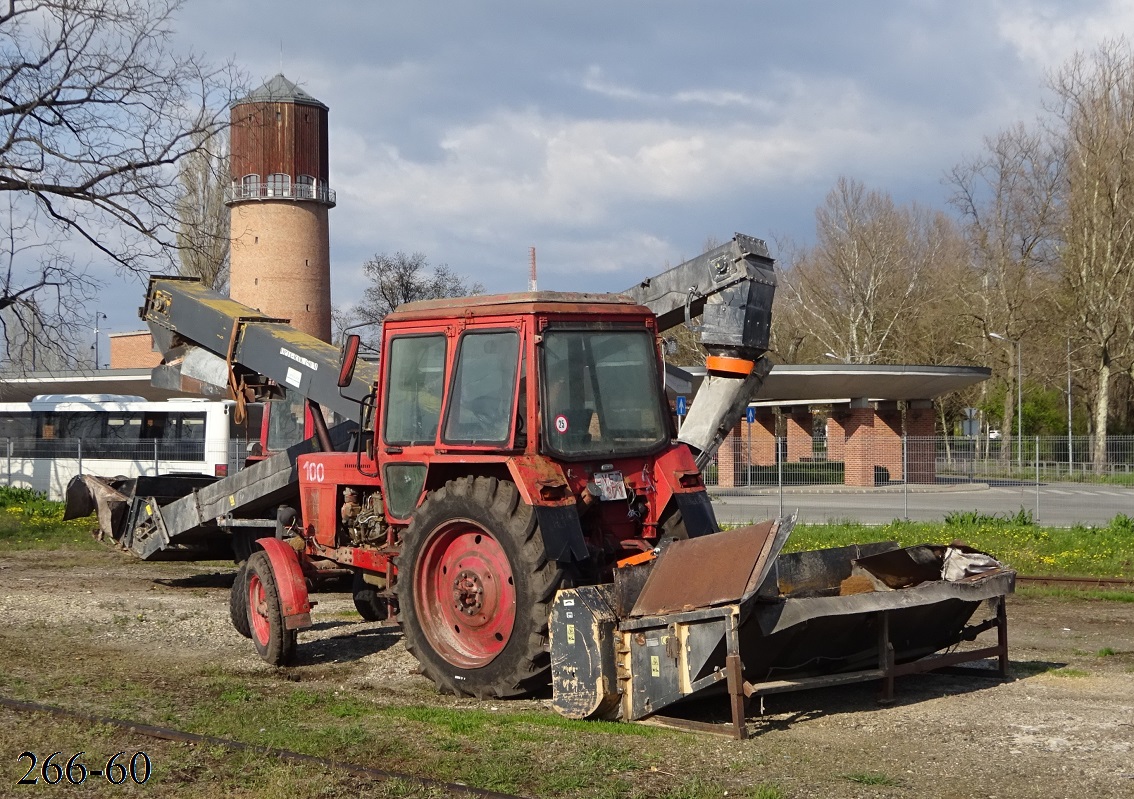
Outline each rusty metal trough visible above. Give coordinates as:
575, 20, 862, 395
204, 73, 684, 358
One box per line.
549, 517, 1015, 738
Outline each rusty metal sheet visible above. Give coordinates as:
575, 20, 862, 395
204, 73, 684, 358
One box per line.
629, 519, 778, 617
853, 544, 946, 588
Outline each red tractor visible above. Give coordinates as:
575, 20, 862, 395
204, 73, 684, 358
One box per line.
247, 289, 732, 697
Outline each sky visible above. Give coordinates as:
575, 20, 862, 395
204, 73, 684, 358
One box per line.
89, 0, 1134, 341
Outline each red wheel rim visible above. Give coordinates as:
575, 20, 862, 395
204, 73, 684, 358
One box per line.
248, 571, 270, 646
413, 520, 517, 669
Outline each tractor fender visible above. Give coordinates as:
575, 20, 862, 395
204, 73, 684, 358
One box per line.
505, 456, 589, 563
253, 537, 313, 630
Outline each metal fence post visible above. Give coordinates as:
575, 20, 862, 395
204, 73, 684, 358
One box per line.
77, 438, 82, 478
1034, 436, 1040, 522
902, 434, 909, 520
5, 437, 10, 486
153, 438, 159, 475
777, 435, 784, 519
745, 421, 751, 488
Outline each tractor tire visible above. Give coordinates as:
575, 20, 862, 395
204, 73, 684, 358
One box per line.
397, 476, 563, 699
229, 563, 252, 638
352, 571, 390, 622
246, 550, 297, 666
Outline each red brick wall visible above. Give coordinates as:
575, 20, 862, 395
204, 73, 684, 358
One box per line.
715, 422, 744, 487
229, 202, 332, 342
875, 409, 903, 481
906, 404, 937, 483
785, 410, 812, 463
843, 407, 877, 486
827, 414, 846, 462
745, 412, 777, 466
109, 332, 161, 369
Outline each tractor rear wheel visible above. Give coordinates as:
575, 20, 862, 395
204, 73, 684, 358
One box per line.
397, 476, 563, 699
246, 551, 297, 665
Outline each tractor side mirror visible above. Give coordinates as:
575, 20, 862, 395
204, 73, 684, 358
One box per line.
338, 334, 361, 388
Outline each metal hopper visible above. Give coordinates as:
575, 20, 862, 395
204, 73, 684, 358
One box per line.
549, 517, 1015, 737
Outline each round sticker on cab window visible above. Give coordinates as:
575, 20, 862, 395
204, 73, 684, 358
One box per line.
554, 414, 569, 433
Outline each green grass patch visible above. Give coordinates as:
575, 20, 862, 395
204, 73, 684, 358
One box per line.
783, 511, 1134, 580
0, 485, 100, 551
374, 704, 667, 738
841, 771, 900, 786
1097, 647, 1117, 657
1016, 586, 1134, 602
747, 788, 787, 799
1048, 667, 1090, 678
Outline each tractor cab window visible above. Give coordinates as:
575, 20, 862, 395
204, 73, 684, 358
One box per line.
540, 329, 668, 459
265, 394, 307, 453
384, 334, 447, 445
443, 330, 520, 445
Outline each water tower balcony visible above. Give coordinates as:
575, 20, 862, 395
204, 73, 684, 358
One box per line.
225, 179, 336, 208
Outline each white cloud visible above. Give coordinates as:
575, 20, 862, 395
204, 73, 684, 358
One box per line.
330, 73, 949, 245
994, 0, 1134, 69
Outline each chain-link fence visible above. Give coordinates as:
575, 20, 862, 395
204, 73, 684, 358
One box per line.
1, 438, 254, 500
706, 435, 1134, 527
4, 432, 1131, 526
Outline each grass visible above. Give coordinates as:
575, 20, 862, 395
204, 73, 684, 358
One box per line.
1, 492, 1128, 797
1048, 667, 1091, 678
784, 510, 1134, 580
5, 485, 1133, 583
0, 485, 99, 551
1017, 586, 1134, 602
841, 772, 901, 786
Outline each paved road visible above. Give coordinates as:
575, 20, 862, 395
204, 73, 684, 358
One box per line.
709, 481, 1134, 527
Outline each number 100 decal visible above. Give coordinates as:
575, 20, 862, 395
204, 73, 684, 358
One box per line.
17, 751, 151, 785
303, 461, 325, 482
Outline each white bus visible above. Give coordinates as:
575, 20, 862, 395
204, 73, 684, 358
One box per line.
0, 394, 263, 500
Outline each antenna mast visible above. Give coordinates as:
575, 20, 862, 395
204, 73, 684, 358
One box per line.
528, 247, 538, 292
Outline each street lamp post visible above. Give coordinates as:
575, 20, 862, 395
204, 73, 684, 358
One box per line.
93, 312, 107, 369
1067, 337, 1073, 475
990, 333, 1022, 468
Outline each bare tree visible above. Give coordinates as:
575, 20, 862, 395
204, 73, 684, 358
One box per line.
1049, 38, 1134, 471
780, 177, 946, 364
176, 128, 230, 291
0, 0, 238, 371
947, 124, 1063, 459
348, 252, 484, 346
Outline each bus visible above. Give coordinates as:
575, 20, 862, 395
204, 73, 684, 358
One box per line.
0, 395, 264, 500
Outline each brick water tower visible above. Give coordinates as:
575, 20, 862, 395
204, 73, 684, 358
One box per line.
226, 74, 334, 342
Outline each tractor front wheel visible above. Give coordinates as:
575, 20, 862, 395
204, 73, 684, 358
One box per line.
397, 477, 563, 699
246, 550, 297, 665
352, 571, 391, 622
229, 562, 251, 638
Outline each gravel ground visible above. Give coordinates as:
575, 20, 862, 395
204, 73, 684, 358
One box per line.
1, 547, 1133, 798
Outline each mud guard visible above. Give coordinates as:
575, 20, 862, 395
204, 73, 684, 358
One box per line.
673, 490, 720, 537
253, 537, 313, 630
534, 505, 590, 562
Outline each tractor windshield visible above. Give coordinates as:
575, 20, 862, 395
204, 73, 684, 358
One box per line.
540, 329, 668, 459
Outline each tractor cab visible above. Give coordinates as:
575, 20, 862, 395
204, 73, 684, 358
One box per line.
368, 292, 676, 523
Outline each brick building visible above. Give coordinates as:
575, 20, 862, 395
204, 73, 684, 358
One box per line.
683, 363, 990, 488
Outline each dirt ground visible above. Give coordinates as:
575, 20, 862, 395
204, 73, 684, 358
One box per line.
1, 546, 1132, 798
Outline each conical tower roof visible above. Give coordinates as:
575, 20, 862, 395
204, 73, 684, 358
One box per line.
233, 73, 328, 110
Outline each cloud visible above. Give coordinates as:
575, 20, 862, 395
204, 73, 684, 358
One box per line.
332, 76, 943, 232
107, 0, 1134, 332
994, 0, 1134, 69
